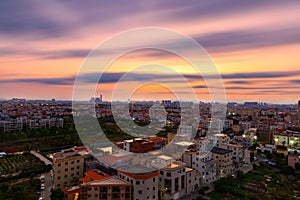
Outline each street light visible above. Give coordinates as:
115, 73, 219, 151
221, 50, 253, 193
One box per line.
290, 140, 294, 147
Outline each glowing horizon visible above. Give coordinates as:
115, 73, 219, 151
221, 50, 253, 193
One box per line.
1, 1, 300, 103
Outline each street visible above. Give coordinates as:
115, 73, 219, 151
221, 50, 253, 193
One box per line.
41, 172, 52, 200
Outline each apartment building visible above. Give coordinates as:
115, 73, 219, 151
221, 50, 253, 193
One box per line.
118, 164, 159, 200
130, 138, 154, 153
185, 167, 200, 195
213, 134, 230, 147
159, 161, 199, 200
182, 151, 216, 185
257, 125, 273, 144
233, 135, 253, 148
211, 147, 233, 177
0, 119, 22, 132
80, 169, 132, 200
220, 143, 244, 165
53, 148, 85, 189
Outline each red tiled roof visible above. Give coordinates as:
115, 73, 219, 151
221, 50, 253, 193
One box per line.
149, 137, 165, 143
118, 169, 159, 180
80, 170, 111, 183
74, 146, 87, 150
61, 186, 80, 195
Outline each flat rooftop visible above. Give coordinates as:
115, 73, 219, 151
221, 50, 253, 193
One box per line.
211, 147, 233, 155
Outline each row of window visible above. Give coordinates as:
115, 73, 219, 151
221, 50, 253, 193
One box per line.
57, 165, 81, 173
56, 172, 80, 180
57, 159, 81, 167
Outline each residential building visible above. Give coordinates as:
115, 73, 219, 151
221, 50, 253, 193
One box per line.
220, 143, 244, 166
233, 135, 253, 148
118, 164, 159, 200
182, 150, 216, 184
130, 138, 154, 153
80, 169, 132, 200
257, 125, 273, 144
53, 148, 85, 189
211, 147, 233, 177
159, 161, 198, 200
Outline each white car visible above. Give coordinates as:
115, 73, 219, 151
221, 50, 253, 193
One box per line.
40, 184, 45, 190
39, 197, 43, 200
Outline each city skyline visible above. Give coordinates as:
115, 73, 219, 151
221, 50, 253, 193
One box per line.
1, 1, 300, 103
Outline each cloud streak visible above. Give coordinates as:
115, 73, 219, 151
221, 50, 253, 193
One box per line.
2, 70, 300, 86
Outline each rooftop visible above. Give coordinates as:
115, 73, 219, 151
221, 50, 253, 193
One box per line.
211, 147, 233, 155
118, 164, 159, 179
80, 169, 111, 183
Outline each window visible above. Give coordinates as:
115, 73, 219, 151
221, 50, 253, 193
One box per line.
112, 187, 120, 193
65, 168, 68, 172
153, 178, 155, 182
65, 162, 68, 165
125, 187, 130, 192
136, 180, 140, 185
57, 176, 61, 180
71, 161, 75, 164
64, 175, 67, 178
58, 163, 61, 167
138, 190, 142, 194
166, 172, 171, 177
71, 167, 74, 170
160, 171, 164, 175
100, 187, 107, 193
77, 160, 80, 163
76, 166, 79, 169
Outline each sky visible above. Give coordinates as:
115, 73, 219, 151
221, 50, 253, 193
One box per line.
1, 0, 300, 103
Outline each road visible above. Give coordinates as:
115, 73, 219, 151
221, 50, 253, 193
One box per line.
41, 172, 52, 200
30, 151, 52, 200
31, 150, 52, 165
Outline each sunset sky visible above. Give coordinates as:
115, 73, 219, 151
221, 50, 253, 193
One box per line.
1, 0, 300, 103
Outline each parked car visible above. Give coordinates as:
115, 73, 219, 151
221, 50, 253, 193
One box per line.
40, 175, 45, 183
40, 184, 45, 190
